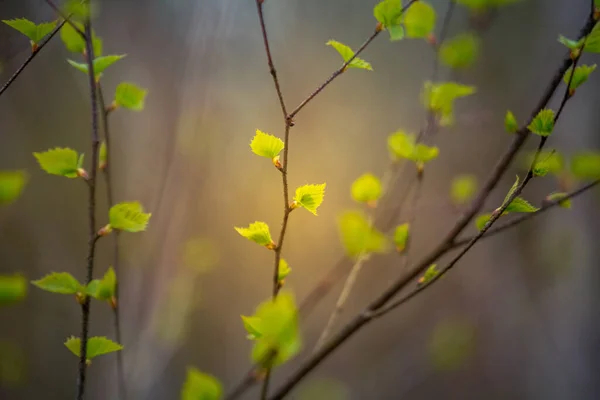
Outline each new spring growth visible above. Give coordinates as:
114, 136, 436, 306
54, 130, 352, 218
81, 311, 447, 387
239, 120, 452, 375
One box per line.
77, 168, 89, 180
98, 224, 113, 237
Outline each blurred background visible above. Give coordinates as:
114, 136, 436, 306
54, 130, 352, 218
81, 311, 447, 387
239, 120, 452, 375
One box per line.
1, 0, 599, 399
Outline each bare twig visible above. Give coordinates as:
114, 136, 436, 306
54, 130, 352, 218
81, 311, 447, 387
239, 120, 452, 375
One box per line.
44, 0, 85, 36
0, 19, 67, 97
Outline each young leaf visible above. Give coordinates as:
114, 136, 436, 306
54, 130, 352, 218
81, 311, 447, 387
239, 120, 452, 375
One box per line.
64, 336, 123, 361
60, 21, 102, 55
326, 40, 373, 71
337, 210, 388, 258
0, 275, 27, 306
450, 175, 477, 205
570, 152, 600, 179
546, 192, 571, 209
403, 2, 436, 39
475, 213, 491, 231
181, 367, 223, 400
393, 223, 410, 252
31, 272, 82, 295
250, 129, 284, 160
278, 259, 292, 282
67, 54, 126, 79
114, 82, 148, 111
109, 201, 151, 232
584, 23, 600, 53
527, 109, 555, 137
504, 110, 518, 133
422, 81, 476, 126
87, 267, 116, 300
413, 144, 439, 163
418, 264, 440, 285
373, 0, 405, 41
351, 173, 382, 205
234, 222, 275, 248
248, 292, 301, 367
439, 33, 480, 69
531, 150, 563, 177
505, 197, 539, 213
99, 141, 107, 168
241, 315, 263, 340
557, 35, 584, 51
563, 64, 596, 91
293, 183, 326, 215
2, 19, 57, 44
0, 170, 27, 205
33, 147, 83, 178
387, 130, 416, 160
502, 175, 520, 207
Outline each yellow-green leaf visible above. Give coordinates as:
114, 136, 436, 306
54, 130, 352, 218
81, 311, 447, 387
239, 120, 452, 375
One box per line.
33, 147, 83, 178
67, 54, 126, 79
293, 183, 326, 215
393, 223, 410, 252
422, 81, 476, 126
504, 110, 518, 133
419, 264, 440, 285
250, 129, 284, 160
0, 170, 27, 205
234, 221, 275, 248
99, 141, 107, 168
530, 150, 563, 177
440, 33, 480, 69
109, 201, 151, 232
373, 0, 405, 41
337, 210, 388, 258
60, 21, 102, 55
31, 272, 82, 295
450, 175, 477, 205
351, 173, 382, 204
403, 2, 436, 39
505, 197, 539, 213
2, 18, 57, 44
241, 315, 263, 340
86, 267, 116, 301
475, 213, 491, 231
387, 130, 416, 160
570, 152, 600, 179
64, 336, 123, 361
115, 82, 148, 111
546, 192, 571, 209
278, 259, 292, 282
0, 275, 27, 306
326, 40, 373, 71
181, 367, 223, 400
563, 64, 596, 91
527, 109, 555, 137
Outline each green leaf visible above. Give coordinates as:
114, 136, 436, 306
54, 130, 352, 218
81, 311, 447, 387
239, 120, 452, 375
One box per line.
326, 40, 373, 71
62, 0, 97, 21
413, 144, 439, 163
0, 170, 27, 205
456, 0, 521, 10
248, 292, 301, 367
64, 336, 123, 361
403, 2, 436, 39
527, 108, 555, 137
530, 150, 563, 177
2, 19, 57, 44
31, 272, 82, 295
558, 35, 584, 51
33, 147, 83, 178
115, 82, 148, 111
241, 315, 263, 340
422, 81, 476, 126
337, 210, 388, 258
563, 64, 596, 91
293, 183, 326, 215
502, 175, 520, 207
250, 129, 284, 160
235, 221, 275, 248
60, 21, 102, 55
373, 0, 405, 41
570, 152, 600, 179
584, 23, 600, 53
504, 110, 518, 133
450, 175, 477, 205
278, 259, 292, 282
86, 267, 116, 300
419, 264, 440, 285
388, 130, 416, 160
393, 223, 410, 252
67, 54, 126, 79
351, 173, 382, 204
546, 192, 571, 209
0, 275, 27, 306
505, 197, 539, 213
440, 33, 480, 69
475, 213, 491, 231
99, 141, 107, 168
181, 367, 223, 400
109, 201, 151, 232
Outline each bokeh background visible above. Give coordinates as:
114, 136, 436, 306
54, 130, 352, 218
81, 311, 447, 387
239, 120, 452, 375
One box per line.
1, 0, 599, 399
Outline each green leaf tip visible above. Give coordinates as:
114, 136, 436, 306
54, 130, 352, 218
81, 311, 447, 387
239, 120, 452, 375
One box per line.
337, 210, 388, 258
115, 82, 148, 111
450, 175, 477, 205
351, 173, 382, 206
292, 183, 326, 215
527, 109, 555, 137
67, 54, 126, 80
403, 1, 436, 39
31, 272, 82, 295
64, 336, 123, 362
250, 129, 284, 165
326, 40, 373, 71
422, 81, 476, 126
109, 201, 151, 233
181, 367, 223, 400
440, 33, 480, 69
0, 170, 28, 205
2, 18, 57, 46
234, 221, 275, 249
504, 110, 518, 133
393, 223, 410, 253
33, 147, 85, 178
0, 275, 28, 306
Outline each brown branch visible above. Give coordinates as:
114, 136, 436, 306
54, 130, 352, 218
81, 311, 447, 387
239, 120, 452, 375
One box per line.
0, 19, 67, 97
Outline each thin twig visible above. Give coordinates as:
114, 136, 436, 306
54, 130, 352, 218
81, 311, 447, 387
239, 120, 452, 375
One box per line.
44, 0, 85, 36
266, 13, 598, 399
0, 19, 67, 97
76, 16, 100, 400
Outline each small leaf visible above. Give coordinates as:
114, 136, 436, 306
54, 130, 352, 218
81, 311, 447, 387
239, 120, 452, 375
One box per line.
109, 201, 151, 232
450, 175, 477, 205
505, 197, 539, 213
530, 150, 563, 177
413, 144, 439, 163
393, 223, 410, 252
33, 147, 82, 178
2, 19, 57, 44
181, 367, 223, 400
563, 64, 596, 91
351, 173, 382, 204
31, 272, 82, 295
502, 175, 520, 207
88, 267, 116, 301
422, 81, 476, 126
67, 54, 126, 79
278, 259, 292, 282
475, 213, 491, 231
293, 183, 326, 215
527, 109, 555, 137
546, 192, 571, 209
388, 130, 416, 160
418, 264, 440, 285
504, 111, 518, 133
337, 210, 388, 258
558, 35, 584, 51
439, 33, 480, 69
241, 316, 263, 340
326, 40, 373, 71
570, 152, 600, 179
403, 2, 436, 39
0, 275, 27, 306
60, 21, 102, 55
234, 222, 274, 248
99, 142, 107, 168
584, 23, 600, 53
64, 336, 123, 360
114, 82, 148, 111
373, 0, 405, 40
250, 129, 284, 160
0, 170, 27, 205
